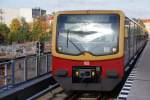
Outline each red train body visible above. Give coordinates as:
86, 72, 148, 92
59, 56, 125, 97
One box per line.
52, 56, 124, 78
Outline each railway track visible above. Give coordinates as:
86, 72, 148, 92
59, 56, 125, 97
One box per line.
66, 92, 117, 100
28, 83, 116, 100
69, 93, 101, 100
27, 83, 60, 100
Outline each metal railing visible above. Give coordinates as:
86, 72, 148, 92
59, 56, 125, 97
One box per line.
0, 53, 51, 91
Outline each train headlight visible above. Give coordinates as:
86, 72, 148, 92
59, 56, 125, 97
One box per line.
91, 71, 95, 77
76, 71, 79, 77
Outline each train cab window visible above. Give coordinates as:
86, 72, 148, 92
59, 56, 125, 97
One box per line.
56, 14, 120, 56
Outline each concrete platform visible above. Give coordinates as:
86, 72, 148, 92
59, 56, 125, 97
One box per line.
127, 41, 150, 100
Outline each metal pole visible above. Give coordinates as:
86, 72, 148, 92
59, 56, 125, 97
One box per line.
49, 54, 52, 72
39, 55, 41, 75
46, 54, 48, 73
24, 58, 27, 81
4, 64, 7, 86
11, 60, 15, 85
36, 56, 38, 76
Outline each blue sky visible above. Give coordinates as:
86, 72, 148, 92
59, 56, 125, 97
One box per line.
0, 0, 150, 19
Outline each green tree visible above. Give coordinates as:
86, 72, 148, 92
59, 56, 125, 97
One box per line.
31, 15, 50, 42
8, 31, 17, 43
20, 18, 29, 33
8, 18, 31, 43
10, 18, 21, 33
18, 17, 30, 42
32, 16, 43, 41
39, 32, 51, 43
0, 23, 10, 42
8, 18, 21, 43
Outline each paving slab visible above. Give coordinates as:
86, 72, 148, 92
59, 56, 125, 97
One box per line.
127, 41, 150, 100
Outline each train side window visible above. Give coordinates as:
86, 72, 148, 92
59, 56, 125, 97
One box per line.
125, 28, 128, 38
137, 26, 141, 49
125, 18, 130, 63
129, 21, 133, 58
133, 23, 136, 54
135, 24, 138, 52
125, 18, 129, 38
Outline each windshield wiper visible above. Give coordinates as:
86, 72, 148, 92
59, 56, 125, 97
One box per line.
66, 30, 83, 54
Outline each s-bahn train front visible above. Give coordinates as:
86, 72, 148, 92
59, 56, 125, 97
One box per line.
52, 10, 125, 91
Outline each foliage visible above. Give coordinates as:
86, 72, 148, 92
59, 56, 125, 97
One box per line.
31, 16, 49, 41
10, 18, 21, 33
32, 17, 43, 41
1, 16, 51, 44
39, 32, 51, 43
20, 18, 30, 34
0, 23, 10, 41
8, 31, 17, 43
8, 18, 21, 43
18, 17, 30, 42
8, 18, 31, 43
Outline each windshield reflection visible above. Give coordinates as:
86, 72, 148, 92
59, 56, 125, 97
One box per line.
56, 14, 120, 56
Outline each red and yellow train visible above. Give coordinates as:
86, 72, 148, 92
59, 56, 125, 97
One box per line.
51, 10, 148, 91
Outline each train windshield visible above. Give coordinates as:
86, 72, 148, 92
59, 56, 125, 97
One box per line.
56, 14, 120, 56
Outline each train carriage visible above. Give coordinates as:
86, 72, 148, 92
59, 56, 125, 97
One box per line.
51, 10, 148, 91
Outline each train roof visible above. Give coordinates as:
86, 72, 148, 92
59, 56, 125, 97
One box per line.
54, 10, 125, 16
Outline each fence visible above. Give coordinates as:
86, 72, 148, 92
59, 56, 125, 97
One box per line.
0, 53, 51, 91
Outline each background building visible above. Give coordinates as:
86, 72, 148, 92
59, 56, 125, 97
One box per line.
20, 8, 33, 23
0, 8, 20, 26
143, 19, 150, 38
32, 8, 46, 19
0, 8, 47, 26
